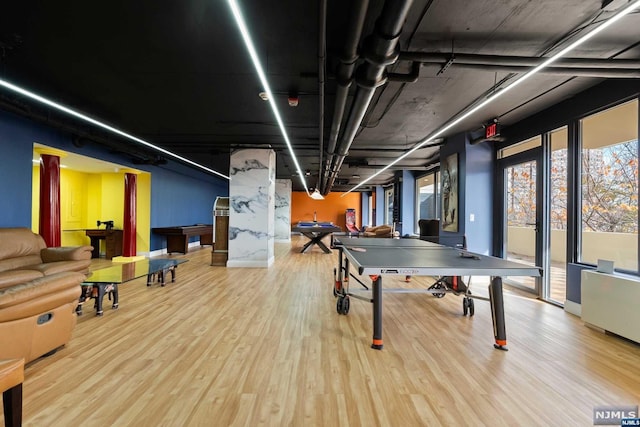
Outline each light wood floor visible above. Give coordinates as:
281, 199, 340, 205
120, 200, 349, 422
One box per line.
5, 236, 640, 426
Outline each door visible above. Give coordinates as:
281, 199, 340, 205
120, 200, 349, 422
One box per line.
497, 149, 542, 295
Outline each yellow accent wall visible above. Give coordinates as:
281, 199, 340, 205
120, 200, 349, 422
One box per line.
32, 164, 151, 252
136, 173, 151, 253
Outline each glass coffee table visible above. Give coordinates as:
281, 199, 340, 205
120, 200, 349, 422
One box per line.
76, 258, 188, 316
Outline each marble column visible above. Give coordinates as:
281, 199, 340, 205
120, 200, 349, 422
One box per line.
274, 179, 292, 242
227, 149, 275, 268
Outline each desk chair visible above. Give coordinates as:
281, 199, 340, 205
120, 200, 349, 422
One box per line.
418, 219, 440, 243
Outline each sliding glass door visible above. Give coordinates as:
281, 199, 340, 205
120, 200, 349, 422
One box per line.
498, 140, 542, 295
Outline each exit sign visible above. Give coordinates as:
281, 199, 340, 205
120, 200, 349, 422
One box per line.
485, 121, 501, 139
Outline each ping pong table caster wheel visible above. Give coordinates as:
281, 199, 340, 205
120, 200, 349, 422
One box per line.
429, 282, 446, 298
462, 297, 475, 316
336, 295, 350, 315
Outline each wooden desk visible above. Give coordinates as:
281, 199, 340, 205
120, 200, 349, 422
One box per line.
85, 229, 123, 260
152, 224, 213, 254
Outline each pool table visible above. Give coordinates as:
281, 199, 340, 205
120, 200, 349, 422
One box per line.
292, 222, 342, 254
152, 224, 213, 254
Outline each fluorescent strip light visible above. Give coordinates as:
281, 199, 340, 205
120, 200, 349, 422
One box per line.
344, 0, 640, 195
0, 79, 230, 180
227, 0, 312, 197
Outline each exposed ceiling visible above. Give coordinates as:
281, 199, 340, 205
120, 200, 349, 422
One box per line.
2, 0, 639, 193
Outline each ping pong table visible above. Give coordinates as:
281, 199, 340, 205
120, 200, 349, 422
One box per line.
332, 236, 541, 351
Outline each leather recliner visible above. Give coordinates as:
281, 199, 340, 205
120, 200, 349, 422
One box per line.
0, 228, 92, 363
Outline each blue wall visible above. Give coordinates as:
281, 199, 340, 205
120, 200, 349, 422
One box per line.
435, 132, 493, 253
375, 186, 384, 226
400, 170, 415, 235
0, 114, 35, 227
361, 192, 370, 228
0, 109, 228, 250
464, 139, 493, 254
149, 168, 227, 249
439, 133, 467, 245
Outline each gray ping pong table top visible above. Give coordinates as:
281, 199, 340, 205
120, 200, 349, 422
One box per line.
333, 237, 541, 277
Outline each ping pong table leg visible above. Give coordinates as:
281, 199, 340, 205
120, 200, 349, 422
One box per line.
371, 275, 383, 350
489, 277, 508, 351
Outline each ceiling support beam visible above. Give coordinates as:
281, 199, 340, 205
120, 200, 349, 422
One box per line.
322, 0, 415, 195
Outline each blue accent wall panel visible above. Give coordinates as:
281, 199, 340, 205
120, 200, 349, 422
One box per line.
375, 186, 384, 226
566, 263, 595, 304
464, 140, 493, 254
361, 192, 369, 228
0, 113, 34, 227
150, 168, 227, 249
401, 170, 415, 235
439, 133, 467, 243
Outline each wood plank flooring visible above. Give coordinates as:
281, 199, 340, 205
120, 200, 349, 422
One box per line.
4, 236, 640, 426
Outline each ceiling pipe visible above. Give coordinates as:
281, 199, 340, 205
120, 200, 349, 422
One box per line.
320, 0, 371, 194
317, 0, 327, 192
387, 61, 421, 82
438, 63, 640, 78
323, 0, 415, 194
398, 51, 640, 69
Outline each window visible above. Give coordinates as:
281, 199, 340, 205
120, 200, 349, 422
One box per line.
384, 187, 394, 225
414, 171, 439, 233
498, 135, 541, 159
579, 100, 638, 272
548, 127, 568, 303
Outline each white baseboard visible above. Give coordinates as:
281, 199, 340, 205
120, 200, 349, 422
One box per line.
564, 300, 581, 317
227, 256, 275, 268
149, 240, 205, 258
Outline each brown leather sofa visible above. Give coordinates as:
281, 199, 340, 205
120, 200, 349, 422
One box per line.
362, 224, 394, 238
0, 228, 93, 363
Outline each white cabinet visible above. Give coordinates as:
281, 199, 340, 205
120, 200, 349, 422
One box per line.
581, 270, 640, 343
